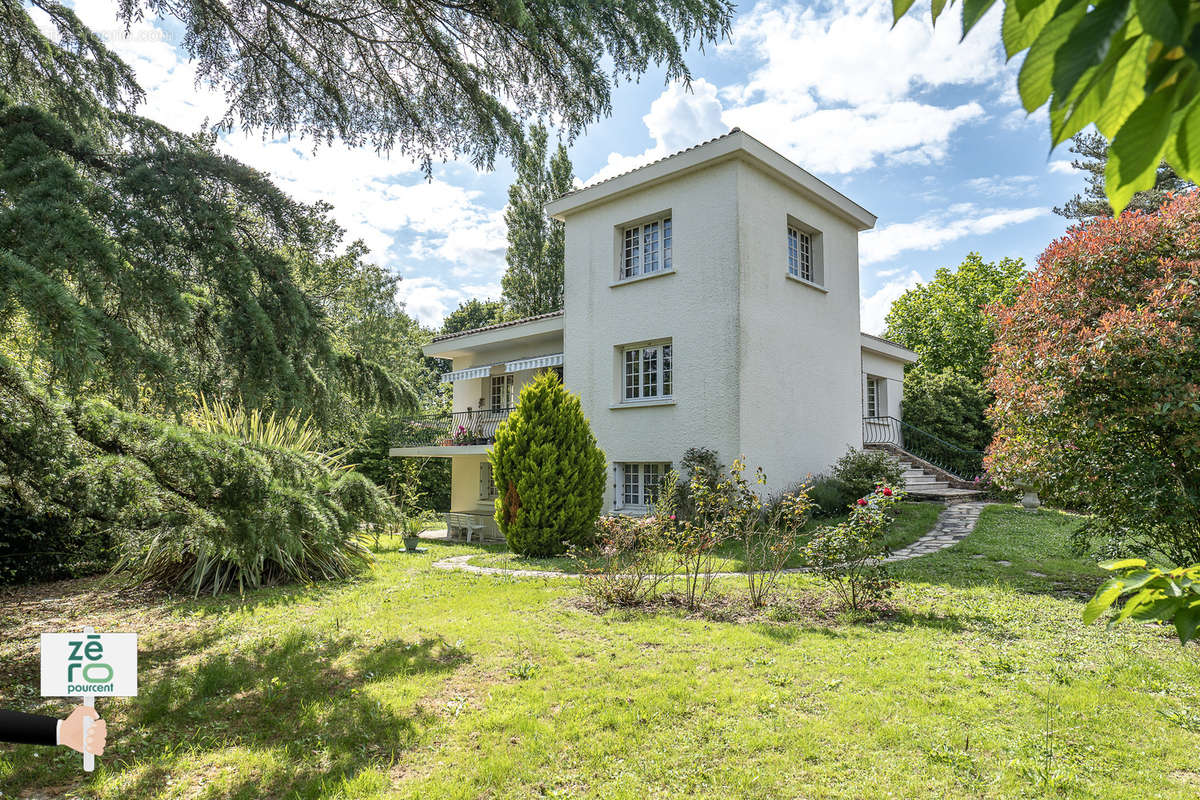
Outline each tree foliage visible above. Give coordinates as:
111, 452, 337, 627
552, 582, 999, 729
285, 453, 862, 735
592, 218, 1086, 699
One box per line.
10, 0, 732, 172
502, 124, 575, 317
988, 191, 1200, 565
1055, 131, 1196, 220
885, 252, 1028, 378
891, 0, 1200, 213
490, 372, 605, 557
900, 368, 993, 452
440, 298, 508, 335
0, 354, 395, 591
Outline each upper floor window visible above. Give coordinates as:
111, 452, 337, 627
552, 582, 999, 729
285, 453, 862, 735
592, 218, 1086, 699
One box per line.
621, 216, 672, 280
786, 219, 824, 288
866, 376, 884, 418
623, 341, 672, 401
788, 226, 813, 283
490, 374, 513, 412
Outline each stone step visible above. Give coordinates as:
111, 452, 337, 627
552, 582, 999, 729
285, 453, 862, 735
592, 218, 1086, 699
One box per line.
904, 475, 941, 485
902, 468, 926, 478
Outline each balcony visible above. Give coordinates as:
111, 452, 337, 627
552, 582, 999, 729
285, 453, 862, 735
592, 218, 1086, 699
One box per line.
392, 407, 515, 452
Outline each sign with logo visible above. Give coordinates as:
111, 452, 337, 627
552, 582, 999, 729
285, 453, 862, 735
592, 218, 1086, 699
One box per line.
40, 632, 138, 697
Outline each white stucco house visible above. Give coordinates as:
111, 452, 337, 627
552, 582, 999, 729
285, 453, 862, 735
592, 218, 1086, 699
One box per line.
391, 129, 919, 538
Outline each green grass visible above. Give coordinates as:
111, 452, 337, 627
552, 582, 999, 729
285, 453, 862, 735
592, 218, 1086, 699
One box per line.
466, 501, 942, 573
2, 505, 1199, 799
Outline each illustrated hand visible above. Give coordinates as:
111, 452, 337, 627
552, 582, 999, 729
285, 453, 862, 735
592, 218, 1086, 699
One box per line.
60, 706, 106, 755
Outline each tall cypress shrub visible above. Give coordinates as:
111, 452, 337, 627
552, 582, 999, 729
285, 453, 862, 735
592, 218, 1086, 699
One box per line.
490, 371, 605, 556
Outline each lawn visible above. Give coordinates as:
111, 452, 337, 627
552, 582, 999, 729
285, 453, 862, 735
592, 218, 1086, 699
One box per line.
465, 501, 943, 574
2, 505, 1199, 799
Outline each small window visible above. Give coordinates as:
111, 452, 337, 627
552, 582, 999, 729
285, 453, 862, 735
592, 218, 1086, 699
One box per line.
480, 462, 498, 499
622, 341, 672, 401
866, 376, 883, 418
621, 216, 672, 280
490, 374, 513, 412
618, 463, 670, 509
788, 225, 814, 283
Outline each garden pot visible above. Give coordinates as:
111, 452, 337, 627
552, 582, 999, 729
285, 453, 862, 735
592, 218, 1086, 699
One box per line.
1020, 490, 1041, 511
403, 535, 424, 552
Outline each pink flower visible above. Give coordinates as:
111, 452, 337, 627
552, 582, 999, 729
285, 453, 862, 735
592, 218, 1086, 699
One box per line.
857, 498, 867, 506
670, 514, 676, 521
882, 487, 893, 497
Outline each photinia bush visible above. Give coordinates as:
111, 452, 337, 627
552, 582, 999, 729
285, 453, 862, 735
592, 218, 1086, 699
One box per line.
988, 191, 1200, 564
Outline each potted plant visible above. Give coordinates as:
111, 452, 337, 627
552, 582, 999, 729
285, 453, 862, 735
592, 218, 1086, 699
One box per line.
401, 516, 425, 552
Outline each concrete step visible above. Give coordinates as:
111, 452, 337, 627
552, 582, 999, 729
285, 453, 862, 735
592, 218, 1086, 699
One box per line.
904, 475, 941, 485
902, 468, 926, 478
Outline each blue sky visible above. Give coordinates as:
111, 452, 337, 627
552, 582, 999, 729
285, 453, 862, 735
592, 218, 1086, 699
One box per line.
55, 0, 1085, 332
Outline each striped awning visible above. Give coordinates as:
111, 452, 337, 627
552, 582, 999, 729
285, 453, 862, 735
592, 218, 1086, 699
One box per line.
439, 365, 493, 384
505, 353, 564, 372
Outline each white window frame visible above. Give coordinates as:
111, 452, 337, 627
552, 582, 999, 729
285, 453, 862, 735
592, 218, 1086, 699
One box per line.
490, 374, 514, 412
620, 216, 672, 281
622, 341, 672, 402
866, 376, 883, 418
616, 463, 670, 511
788, 225, 813, 283
480, 462, 498, 500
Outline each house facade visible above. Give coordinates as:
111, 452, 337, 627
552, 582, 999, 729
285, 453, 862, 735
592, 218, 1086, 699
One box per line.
392, 130, 916, 538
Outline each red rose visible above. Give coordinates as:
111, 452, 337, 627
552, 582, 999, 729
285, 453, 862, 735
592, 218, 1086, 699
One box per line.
857, 498, 867, 506
882, 487, 893, 496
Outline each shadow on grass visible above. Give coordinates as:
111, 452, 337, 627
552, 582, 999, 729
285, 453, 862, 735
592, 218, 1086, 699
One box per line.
115, 630, 469, 799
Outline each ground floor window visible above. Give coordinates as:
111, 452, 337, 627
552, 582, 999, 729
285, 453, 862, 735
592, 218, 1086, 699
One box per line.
617, 462, 670, 510
480, 461, 498, 499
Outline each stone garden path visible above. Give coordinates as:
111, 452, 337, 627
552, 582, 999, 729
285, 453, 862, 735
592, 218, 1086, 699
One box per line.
430, 502, 991, 579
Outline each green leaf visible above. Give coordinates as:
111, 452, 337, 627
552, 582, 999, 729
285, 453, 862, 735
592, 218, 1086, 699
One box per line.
962, 0, 1000, 38
893, 0, 918, 25
1015, 0, 1053, 18
1099, 557, 1148, 569
1094, 32, 1153, 137
1018, 3, 1090, 112
1050, 33, 1138, 144
1173, 601, 1200, 645
1107, 86, 1178, 213
1003, 0, 1061, 57
932, 0, 949, 24
1115, 586, 1160, 622
1134, 0, 1187, 46
1172, 97, 1200, 185
1084, 577, 1125, 623
1050, 0, 1132, 106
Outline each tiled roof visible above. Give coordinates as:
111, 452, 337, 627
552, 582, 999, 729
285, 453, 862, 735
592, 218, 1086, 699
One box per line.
431, 310, 564, 343
554, 129, 742, 200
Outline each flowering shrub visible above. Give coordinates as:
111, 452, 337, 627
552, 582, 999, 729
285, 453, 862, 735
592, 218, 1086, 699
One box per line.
571, 514, 676, 607
804, 486, 903, 611
451, 424, 473, 445
988, 191, 1200, 564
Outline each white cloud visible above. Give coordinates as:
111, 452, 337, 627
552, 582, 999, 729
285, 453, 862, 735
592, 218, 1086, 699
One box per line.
587, 0, 1008, 181
396, 277, 502, 328
861, 205, 1048, 264
1048, 159, 1078, 174
588, 79, 726, 184
860, 270, 923, 335
965, 174, 1038, 198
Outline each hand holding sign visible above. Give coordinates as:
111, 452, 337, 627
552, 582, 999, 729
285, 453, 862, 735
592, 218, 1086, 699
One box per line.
60, 706, 106, 756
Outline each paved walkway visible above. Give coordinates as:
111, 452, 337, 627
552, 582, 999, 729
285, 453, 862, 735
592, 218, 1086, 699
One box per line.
430, 502, 991, 579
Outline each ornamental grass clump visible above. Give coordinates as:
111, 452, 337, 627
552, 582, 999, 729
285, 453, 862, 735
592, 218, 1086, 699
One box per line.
490, 371, 606, 557
805, 485, 903, 612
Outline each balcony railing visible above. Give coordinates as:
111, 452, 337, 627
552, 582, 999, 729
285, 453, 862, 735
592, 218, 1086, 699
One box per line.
863, 415, 985, 481
393, 407, 515, 448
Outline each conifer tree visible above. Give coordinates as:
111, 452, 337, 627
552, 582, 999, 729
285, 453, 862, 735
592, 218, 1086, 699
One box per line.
501, 125, 575, 317
490, 371, 605, 556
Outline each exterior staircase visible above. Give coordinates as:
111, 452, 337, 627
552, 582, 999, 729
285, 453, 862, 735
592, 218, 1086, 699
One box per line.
893, 456, 987, 504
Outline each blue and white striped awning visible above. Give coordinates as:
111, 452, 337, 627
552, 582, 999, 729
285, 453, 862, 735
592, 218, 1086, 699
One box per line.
439, 365, 493, 384
505, 353, 563, 372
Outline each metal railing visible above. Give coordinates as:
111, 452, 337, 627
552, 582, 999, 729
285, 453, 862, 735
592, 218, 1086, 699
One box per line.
393, 407, 515, 447
862, 416, 985, 482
